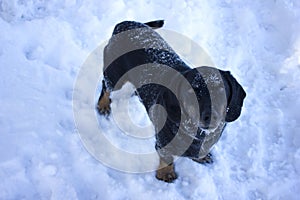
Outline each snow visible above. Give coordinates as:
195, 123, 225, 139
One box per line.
1, 0, 300, 199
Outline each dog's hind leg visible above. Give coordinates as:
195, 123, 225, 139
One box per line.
97, 80, 111, 115
192, 153, 214, 164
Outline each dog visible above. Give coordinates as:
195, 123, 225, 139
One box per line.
97, 20, 246, 182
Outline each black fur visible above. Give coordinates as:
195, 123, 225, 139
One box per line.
220, 71, 246, 122
144, 20, 164, 29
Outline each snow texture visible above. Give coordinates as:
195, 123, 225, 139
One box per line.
1, 0, 300, 199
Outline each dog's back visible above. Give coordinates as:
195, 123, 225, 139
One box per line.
103, 21, 191, 98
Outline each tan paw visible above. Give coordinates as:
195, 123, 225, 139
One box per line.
156, 164, 177, 183
97, 92, 111, 115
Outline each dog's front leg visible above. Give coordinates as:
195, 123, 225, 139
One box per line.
97, 80, 111, 115
156, 156, 177, 183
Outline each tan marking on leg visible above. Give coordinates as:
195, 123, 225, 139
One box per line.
155, 158, 177, 183
97, 91, 111, 115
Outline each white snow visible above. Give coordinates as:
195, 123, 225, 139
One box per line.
1, 0, 300, 199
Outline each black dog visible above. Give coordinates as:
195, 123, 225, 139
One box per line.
97, 20, 246, 182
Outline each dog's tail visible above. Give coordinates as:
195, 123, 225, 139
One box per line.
144, 20, 164, 29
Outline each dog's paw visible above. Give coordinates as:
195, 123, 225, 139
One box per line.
192, 153, 213, 164
155, 164, 177, 183
97, 102, 111, 115
97, 92, 111, 115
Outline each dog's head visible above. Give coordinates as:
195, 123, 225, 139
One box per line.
176, 67, 246, 132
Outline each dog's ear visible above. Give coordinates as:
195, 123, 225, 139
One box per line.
220, 71, 246, 122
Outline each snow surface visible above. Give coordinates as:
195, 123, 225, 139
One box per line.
1, 0, 300, 199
